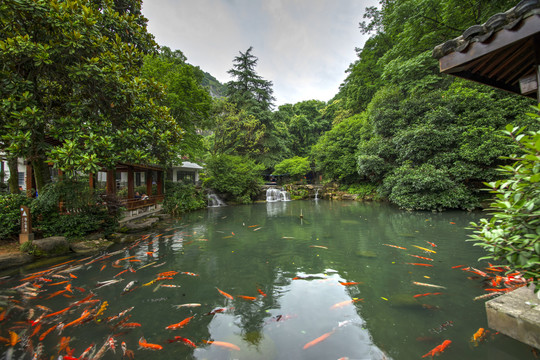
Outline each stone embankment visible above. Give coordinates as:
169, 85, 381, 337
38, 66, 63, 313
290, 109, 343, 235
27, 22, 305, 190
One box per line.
260, 183, 376, 201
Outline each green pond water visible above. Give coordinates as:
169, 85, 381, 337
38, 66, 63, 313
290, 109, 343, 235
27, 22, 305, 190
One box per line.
0, 200, 535, 359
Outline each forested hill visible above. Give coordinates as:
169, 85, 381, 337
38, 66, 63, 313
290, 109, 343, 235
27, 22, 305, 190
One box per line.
201, 71, 227, 98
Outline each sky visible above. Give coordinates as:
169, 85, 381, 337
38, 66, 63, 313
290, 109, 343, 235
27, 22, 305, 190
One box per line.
141, 0, 378, 107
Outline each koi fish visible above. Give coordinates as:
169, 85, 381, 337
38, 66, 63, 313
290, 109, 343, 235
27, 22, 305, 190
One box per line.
217, 287, 233, 300
180, 272, 199, 276
406, 263, 433, 267
204, 307, 228, 315
303, 330, 335, 349
121, 322, 141, 329
160, 284, 181, 288
310, 245, 328, 249
95, 278, 123, 288
451, 265, 465, 269
412, 281, 446, 289
100, 264, 106, 271
339, 281, 362, 286
173, 303, 201, 309
122, 281, 138, 294
411, 245, 436, 254
39, 324, 57, 341
79, 343, 94, 359
408, 254, 434, 261
257, 288, 267, 297
165, 315, 194, 330
121, 341, 127, 355
8, 330, 18, 346
203, 340, 240, 351
422, 339, 451, 358
383, 244, 407, 250
248, 225, 259, 228
471, 328, 486, 342
426, 241, 437, 247
330, 298, 363, 309
414, 292, 443, 298
139, 337, 163, 350
168, 336, 197, 348
237, 295, 257, 301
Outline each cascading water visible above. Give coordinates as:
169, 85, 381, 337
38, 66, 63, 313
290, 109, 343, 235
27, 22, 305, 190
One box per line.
266, 187, 291, 202
208, 192, 226, 207
314, 188, 319, 200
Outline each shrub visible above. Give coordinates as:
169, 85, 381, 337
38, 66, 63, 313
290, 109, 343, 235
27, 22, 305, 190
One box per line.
273, 157, 310, 182
203, 154, 264, 204
163, 181, 206, 216
0, 194, 32, 241
469, 108, 540, 290
381, 163, 479, 211
31, 179, 120, 239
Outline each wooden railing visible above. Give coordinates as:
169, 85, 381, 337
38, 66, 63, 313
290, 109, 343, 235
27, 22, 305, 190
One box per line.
121, 195, 164, 215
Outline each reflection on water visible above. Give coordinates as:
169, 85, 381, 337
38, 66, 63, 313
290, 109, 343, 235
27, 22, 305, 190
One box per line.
0, 201, 532, 360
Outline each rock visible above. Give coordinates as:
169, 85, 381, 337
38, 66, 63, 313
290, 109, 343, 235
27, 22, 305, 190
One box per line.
70, 239, 114, 255
33, 237, 70, 256
0, 253, 34, 271
123, 217, 160, 232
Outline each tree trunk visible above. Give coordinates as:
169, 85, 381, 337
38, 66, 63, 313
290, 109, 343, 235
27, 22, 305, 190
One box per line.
32, 157, 51, 195
7, 157, 19, 194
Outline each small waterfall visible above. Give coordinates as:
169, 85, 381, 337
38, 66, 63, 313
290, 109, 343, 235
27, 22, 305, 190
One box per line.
208, 193, 226, 207
314, 188, 319, 200
266, 187, 290, 202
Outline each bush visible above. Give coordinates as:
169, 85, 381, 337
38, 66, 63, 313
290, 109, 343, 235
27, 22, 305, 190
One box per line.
273, 157, 310, 181
0, 194, 32, 241
469, 108, 540, 290
31, 179, 120, 239
203, 154, 264, 204
343, 183, 379, 199
381, 163, 479, 211
163, 182, 206, 216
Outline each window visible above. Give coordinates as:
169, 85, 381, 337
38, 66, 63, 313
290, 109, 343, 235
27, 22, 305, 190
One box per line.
18, 172, 25, 188
135, 172, 141, 186
176, 170, 195, 184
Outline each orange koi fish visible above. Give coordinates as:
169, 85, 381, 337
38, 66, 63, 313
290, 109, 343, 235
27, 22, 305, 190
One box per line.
45, 289, 67, 300
168, 336, 197, 348
408, 254, 433, 261
158, 271, 179, 277
8, 331, 18, 346
138, 337, 163, 350
217, 287, 233, 300
426, 241, 437, 247
29, 323, 42, 338
382, 244, 407, 250
406, 263, 433, 267
339, 281, 362, 286
203, 340, 240, 351
69, 273, 77, 279
49, 281, 69, 286
451, 265, 465, 269
330, 298, 363, 309
121, 322, 141, 329
471, 328, 486, 342
165, 315, 194, 330
114, 269, 128, 278
422, 339, 451, 358
303, 330, 335, 350
204, 307, 228, 315
100, 264, 106, 271
414, 292, 443, 298
257, 288, 267, 297
39, 324, 57, 341
248, 225, 259, 228
484, 288, 511, 292
237, 295, 257, 301
65, 283, 73, 293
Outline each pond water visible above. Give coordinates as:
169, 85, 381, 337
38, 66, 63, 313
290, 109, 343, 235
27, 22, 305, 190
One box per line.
0, 200, 534, 360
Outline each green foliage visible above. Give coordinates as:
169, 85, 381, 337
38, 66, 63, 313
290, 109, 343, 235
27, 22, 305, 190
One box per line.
0, 0, 181, 177
273, 157, 311, 181
0, 194, 31, 241
381, 163, 479, 211
163, 181, 206, 216
204, 154, 264, 204
343, 183, 379, 199
469, 109, 540, 288
312, 114, 368, 184
20, 240, 39, 256
31, 180, 119, 239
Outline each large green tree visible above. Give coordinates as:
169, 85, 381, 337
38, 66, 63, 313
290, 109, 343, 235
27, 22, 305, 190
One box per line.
0, 0, 182, 189
142, 46, 212, 160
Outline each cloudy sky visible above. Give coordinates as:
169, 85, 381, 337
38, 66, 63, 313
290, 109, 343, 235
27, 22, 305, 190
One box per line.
141, 0, 378, 106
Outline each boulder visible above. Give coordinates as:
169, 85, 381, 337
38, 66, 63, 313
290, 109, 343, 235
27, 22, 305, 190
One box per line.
33, 237, 70, 256
0, 253, 34, 271
70, 239, 114, 255
123, 216, 160, 232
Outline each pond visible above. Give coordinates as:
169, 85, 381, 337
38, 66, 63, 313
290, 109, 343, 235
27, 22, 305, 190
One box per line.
0, 200, 534, 360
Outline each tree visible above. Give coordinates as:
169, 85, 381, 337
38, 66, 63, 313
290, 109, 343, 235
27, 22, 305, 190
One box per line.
226, 46, 275, 114
0, 0, 182, 189
274, 157, 311, 182
142, 46, 212, 160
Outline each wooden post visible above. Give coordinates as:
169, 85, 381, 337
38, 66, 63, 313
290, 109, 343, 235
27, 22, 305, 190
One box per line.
146, 170, 153, 196
19, 205, 34, 244
127, 166, 134, 199
106, 170, 116, 195
89, 172, 94, 190
157, 170, 163, 196
25, 162, 33, 198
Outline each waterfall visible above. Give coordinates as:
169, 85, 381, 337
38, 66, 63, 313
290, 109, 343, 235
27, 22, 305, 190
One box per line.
314, 188, 319, 200
208, 193, 226, 207
266, 187, 291, 202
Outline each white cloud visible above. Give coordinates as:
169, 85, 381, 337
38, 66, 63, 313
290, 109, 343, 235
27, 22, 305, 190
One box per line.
142, 0, 377, 106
